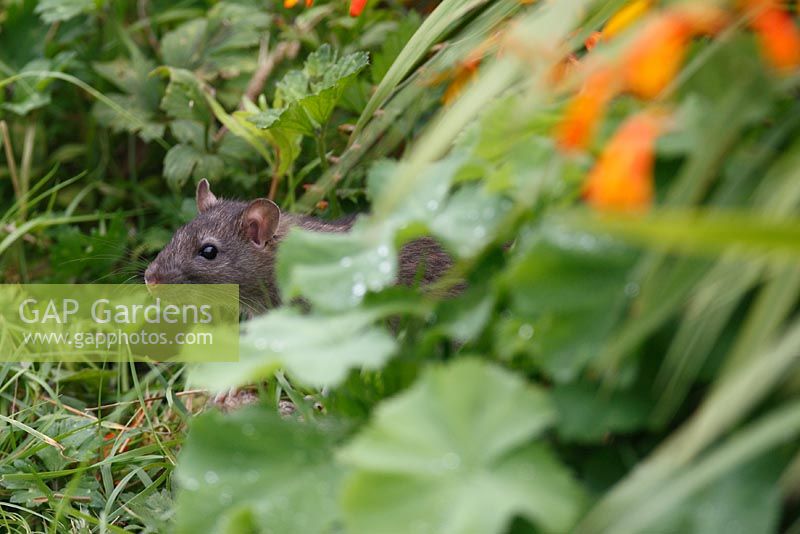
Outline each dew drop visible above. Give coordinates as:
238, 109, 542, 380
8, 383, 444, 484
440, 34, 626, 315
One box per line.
518, 323, 534, 340
427, 200, 439, 211
188, 99, 195, 109
473, 226, 486, 239
340, 256, 353, 268
352, 282, 367, 298
379, 261, 392, 274
204, 471, 220, 485
182, 477, 199, 491
255, 338, 268, 350
219, 491, 233, 505
442, 452, 461, 470
579, 235, 597, 249
624, 282, 640, 297
377, 245, 390, 257
270, 340, 286, 352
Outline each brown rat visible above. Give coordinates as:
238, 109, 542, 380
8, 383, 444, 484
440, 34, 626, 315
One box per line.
144, 179, 453, 312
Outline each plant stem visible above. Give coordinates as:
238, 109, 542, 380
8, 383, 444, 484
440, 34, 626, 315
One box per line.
316, 130, 329, 173
0, 121, 21, 205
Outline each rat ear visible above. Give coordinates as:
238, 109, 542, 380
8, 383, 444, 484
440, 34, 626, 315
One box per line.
242, 199, 281, 248
196, 179, 218, 213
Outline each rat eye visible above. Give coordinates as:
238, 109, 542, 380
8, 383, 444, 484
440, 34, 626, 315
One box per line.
198, 244, 218, 260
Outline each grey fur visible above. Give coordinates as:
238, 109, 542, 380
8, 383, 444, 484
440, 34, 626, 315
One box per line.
145, 185, 454, 313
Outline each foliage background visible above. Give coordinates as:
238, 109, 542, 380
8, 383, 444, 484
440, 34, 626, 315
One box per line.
1, 0, 800, 532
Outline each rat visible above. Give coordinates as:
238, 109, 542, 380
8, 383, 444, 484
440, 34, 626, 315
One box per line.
144, 179, 453, 313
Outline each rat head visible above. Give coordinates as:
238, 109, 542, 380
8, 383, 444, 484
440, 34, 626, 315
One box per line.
144, 180, 283, 309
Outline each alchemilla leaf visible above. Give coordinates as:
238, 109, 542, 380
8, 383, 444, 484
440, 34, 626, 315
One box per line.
188, 307, 396, 390
276, 222, 397, 311
175, 406, 343, 534
339, 359, 585, 534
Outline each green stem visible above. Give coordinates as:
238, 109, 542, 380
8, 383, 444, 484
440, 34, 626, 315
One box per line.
316, 130, 329, 173
316, 128, 341, 216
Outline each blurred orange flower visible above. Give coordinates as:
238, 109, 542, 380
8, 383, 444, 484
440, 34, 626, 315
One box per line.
604, 0, 652, 38
442, 58, 480, 105
747, 1, 800, 72
584, 31, 602, 51
584, 112, 664, 211
556, 66, 619, 150
284, 0, 299, 7
350, 0, 368, 16
622, 14, 690, 99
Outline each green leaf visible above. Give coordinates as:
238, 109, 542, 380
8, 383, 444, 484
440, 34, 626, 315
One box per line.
500, 223, 636, 382
574, 210, 800, 261
34, 0, 99, 23
156, 67, 213, 123
276, 223, 396, 311
248, 45, 369, 136
429, 185, 512, 258
188, 308, 396, 390
161, 2, 271, 79
552, 382, 650, 443
92, 93, 165, 142
2, 55, 74, 116
366, 155, 463, 230
163, 144, 224, 189
353, 0, 496, 137
339, 359, 585, 534
369, 15, 422, 84
657, 455, 782, 534
175, 406, 343, 534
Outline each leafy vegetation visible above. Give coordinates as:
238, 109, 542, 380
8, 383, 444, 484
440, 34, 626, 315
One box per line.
2, 0, 800, 532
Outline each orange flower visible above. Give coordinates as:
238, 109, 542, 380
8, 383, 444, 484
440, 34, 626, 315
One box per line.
306, 0, 314, 6
555, 66, 619, 150
673, 4, 729, 35
748, 2, 800, 72
550, 53, 579, 86
583, 112, 664, 212
604, 0, 652, 38
350, 0, 368, 16
442, 59, 480, 105
284, 0, 299, 7
622, 14, 690, 99
585, 31, 602, 51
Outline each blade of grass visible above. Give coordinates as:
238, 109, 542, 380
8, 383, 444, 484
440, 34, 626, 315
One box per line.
0, 71, 170, 150
577, 318, 800, 533
352, 0, 499, 139
608, 400, 800, 534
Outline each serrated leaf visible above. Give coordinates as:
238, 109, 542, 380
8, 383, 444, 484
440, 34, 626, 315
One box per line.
34, 0, 99, 23
169, 120, 205, 147
249, 45, 369, 136
156, 67, 212, 123
188, 308, 396, 390
276, 223, 396, 311
2, 55, 74, 116
339, 358, 584, 534
163, 144, 224, 189
429, 185, 512, 258
92, 94, 165, 142
175, 406, 343, 534
161, 2, 270, 79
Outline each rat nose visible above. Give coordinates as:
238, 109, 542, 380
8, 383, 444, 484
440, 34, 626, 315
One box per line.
144, 267, 158, 286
